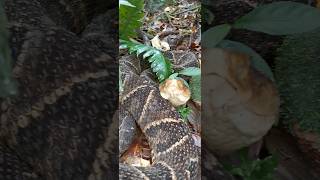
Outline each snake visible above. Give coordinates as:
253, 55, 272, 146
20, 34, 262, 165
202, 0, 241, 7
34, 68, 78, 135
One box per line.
0, 0, 237, 179
119, 50, 201, 179
0, 0, 118, 179
0, 0, 201, 179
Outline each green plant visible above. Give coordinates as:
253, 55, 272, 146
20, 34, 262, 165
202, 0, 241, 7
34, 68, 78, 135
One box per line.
120, 0, 201, 119
120, 0, 174, 82
275, 28, 320, 133
173, 69, 201, 121
165, 67, 200, 119
0, 1, 17, 98
202, 1, 320, 82
177, 105, 191, 122
224, 149, 278, 180
120, 40, 173, 82
119, 0, 144, 40
119, 0, 135, 7
119, 0, 201, 85
189, 75, 200, 102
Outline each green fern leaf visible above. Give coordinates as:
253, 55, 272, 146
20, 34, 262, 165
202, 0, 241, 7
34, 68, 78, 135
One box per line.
143, 50, 155, 59
189, 75, 201, 102
136, 46, 149, 55
120, 40, 173, 82
119, 0, 144, 40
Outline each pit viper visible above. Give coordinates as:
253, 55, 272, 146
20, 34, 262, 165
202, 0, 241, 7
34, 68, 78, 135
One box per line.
119, 52, 201, 179
0, 0, 236, 179
0, 0, 118, 179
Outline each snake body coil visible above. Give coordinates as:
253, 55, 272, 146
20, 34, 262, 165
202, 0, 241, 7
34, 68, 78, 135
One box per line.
119, 55, 200, 179
1, 0, 118, 179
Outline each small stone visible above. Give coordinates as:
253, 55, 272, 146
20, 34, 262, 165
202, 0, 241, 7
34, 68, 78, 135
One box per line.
159, 78, 191, 107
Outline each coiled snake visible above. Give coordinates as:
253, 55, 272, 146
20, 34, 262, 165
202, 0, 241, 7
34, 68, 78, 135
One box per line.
0, 0, 118, 179
0, 0, 202, 179
119, 52, 201, 179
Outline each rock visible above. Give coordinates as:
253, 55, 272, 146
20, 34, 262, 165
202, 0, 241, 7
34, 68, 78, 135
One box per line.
159, 78, 191, 107
202, 48, 279, 154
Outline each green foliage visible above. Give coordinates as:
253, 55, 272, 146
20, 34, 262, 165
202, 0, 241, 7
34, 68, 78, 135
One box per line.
275, 28, 320, 133
202, 24, 231, 48
202, 2, 320, 84
189, 75, 200, 102
203, 2, 320, 48
120, 40, 173, 82
178, 67, 200, 77
0, 1, 17, 98
233, 2, 320, 35
119, 0, 144, 40
168, 72, 178, 79
225, 149, 278, 180
119, 0, 201, 104
119, 0, 135, 7
217, 40, 275, 81
177, 105, 191, 122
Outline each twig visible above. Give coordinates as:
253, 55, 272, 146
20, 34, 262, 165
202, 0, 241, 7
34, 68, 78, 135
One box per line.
164, 11, 174, 27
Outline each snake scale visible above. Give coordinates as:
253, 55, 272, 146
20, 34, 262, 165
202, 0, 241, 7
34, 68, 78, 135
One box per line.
0, 0, 203, 179
1, 0, 118, 179
119, 52, 201, 179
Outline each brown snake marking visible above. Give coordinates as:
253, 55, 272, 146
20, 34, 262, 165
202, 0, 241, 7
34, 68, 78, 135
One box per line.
137, 89, 155, 124
1, 69, 110, 139
142, 118, 182, 133
119, 55, 200, 180
1, 0, 119, 179
1, 0, 202, 179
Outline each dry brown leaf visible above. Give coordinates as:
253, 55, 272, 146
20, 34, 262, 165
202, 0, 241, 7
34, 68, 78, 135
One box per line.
151, 35, 170, 51
123, 156, 151, 167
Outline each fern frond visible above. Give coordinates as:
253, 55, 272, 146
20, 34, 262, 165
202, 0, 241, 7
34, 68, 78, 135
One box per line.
120, 40, 173, 82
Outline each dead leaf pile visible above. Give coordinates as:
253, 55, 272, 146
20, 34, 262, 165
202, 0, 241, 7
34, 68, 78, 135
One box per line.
142, 0, 201, 56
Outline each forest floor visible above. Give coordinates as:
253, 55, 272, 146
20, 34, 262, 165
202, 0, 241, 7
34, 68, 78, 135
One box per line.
120, 0, 202, 167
